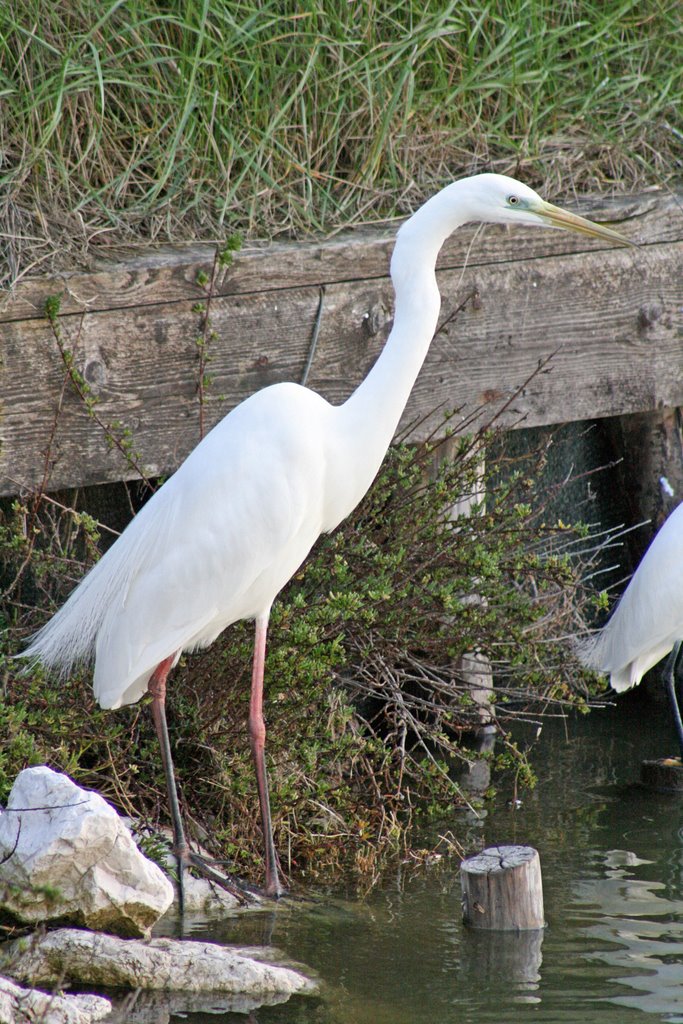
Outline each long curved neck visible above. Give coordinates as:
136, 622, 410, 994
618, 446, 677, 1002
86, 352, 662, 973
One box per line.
335, 183, 467, 498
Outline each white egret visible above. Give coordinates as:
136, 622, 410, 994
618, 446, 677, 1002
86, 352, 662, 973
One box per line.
20, 174, 631, 899
577, 502, 683, 754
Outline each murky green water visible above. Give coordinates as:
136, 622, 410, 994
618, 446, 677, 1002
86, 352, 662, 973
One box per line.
152, 691, 683, 1024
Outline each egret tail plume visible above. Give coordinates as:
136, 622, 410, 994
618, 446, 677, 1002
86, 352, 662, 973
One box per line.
575, 503, 683, 693
18, 493, 174, 682
575, 628, 673, 693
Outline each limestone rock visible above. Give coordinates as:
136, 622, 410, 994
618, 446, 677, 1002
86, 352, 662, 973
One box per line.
0, 766, 173, 937
3, 928, 318, 998
0, 973, 110, 1024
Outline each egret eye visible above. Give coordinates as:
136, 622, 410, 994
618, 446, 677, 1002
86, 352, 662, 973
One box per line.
508, 195, 519, 206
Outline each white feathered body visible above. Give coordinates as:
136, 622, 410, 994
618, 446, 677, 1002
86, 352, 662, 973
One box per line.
20, 196, 444, 711
578, 502, 683, 691
23, 382, 394, 710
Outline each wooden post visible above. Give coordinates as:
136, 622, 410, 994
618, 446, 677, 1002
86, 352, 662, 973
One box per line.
429, 435, 495, 729
457, 723, 496, 797
456, 648, 494, 727
461, 845, 544, 931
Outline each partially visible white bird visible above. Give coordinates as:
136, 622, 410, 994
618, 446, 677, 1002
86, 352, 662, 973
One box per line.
578, 502, 683, 752
19, 173, 631, 900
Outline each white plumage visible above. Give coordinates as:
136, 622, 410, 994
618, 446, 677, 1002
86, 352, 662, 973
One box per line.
20, 173, 630, 897
35, 385, 336, 709
577, 502, 683, 692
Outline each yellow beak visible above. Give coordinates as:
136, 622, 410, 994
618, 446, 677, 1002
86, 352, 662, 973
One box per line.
533, 200, 635, 246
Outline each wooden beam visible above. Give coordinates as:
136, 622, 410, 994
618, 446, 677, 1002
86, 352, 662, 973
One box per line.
1, 192, 680, 496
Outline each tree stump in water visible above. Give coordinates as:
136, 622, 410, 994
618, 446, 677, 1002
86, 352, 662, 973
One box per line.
461, 845, 544, 931
641, 758, 683, 791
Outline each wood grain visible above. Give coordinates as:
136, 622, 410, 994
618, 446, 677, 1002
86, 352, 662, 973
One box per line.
1, 192, 681, 495
1, 192, 675, 322
461, 844, 545, 931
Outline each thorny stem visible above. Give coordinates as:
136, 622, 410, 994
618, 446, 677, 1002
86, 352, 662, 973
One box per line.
196, 235, 242, 439
434, 287, 480, 337
1, 314, 76, 603
45, 297, 154, 489
195, 251, 220, 441
0, 296, 153, 602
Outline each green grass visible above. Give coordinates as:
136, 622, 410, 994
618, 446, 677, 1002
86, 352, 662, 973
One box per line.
1, 0, 681, 284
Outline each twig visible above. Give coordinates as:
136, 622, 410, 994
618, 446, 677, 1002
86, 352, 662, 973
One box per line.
44, 295, 154, 489
195, 235, 242, 439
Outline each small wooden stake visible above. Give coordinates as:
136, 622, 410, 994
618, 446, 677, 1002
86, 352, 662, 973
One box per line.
461, 845, 544, 931
457, 724, 496, 797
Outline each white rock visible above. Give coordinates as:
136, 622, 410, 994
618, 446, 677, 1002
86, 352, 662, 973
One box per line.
0, 766, 173, 937
3, 928, 318, 997
0, 973, 110, 1024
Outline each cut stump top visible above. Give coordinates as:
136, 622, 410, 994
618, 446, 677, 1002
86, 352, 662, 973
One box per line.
461, 845, 537, 873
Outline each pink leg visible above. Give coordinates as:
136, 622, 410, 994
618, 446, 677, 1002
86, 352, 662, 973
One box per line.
148, 655, 191, 907
148, 656, 190, 859
249, 611, 284, 897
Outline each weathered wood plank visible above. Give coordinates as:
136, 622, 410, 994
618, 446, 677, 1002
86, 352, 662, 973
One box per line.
1, 192, 676, 322
1, 192, 681, 496
1, 287, 323, 491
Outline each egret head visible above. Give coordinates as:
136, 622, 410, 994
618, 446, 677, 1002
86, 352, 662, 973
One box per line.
460, 173, 632, 245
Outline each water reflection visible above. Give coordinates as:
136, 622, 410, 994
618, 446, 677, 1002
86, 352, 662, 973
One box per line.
577, 849, 683, 1020
460, 927, 543, 1002
139, 691, 683, 1024
106, 987, 300, 1024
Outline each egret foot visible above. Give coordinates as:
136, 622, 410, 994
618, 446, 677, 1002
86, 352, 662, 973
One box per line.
173, 845, 288, 907
639, 645, 683, 792
176, 847, 253, 906
190, 851, 288, 901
